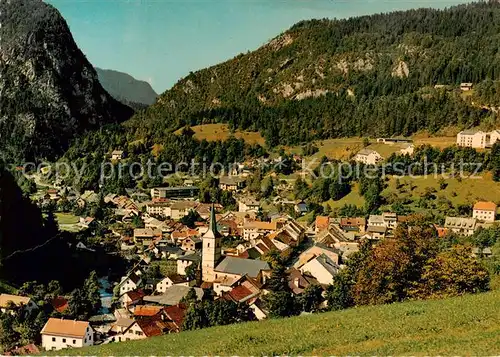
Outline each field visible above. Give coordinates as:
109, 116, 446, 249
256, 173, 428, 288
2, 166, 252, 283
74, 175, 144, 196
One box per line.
58, 290, 500, 356
174, 123, 265, 145
383, 173, 500, 208
55, 213, 80, 225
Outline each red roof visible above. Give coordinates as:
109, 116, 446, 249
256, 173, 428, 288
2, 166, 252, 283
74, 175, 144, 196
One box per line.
164, 305, 186, 328
226, 285, 254, 302
134, 305, 163, 317
126, 289, 145, 302
51, 296, 69, 313
473, 201, 497, 211
136, 318, 167, 337
316, 216, 330, 230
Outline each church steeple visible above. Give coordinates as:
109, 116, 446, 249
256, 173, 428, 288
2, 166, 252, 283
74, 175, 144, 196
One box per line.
204, 204, 222, 239
202, 204, 222, 281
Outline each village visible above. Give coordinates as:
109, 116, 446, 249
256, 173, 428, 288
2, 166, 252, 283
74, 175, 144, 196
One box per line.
1, 145, 498, 353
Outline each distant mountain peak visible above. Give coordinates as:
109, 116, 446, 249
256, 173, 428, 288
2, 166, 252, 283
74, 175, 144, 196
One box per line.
96, 68, 158, 106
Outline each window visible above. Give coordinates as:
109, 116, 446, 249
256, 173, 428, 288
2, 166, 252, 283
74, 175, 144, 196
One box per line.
73, 340, 76, 344
136, 331, 143, 336
62, 338, 66, 343
52, 337, 56, 342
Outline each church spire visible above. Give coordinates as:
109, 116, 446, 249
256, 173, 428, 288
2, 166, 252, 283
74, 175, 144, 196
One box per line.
209, 203, 217, 234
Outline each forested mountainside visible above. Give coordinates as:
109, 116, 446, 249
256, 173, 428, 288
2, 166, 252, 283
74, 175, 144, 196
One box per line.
0, 0, 133, 162
96, 68, 158, 106
126, 1, 500, 147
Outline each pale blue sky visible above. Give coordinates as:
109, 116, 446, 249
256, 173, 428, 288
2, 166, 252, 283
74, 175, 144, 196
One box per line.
47, 0, 473, 93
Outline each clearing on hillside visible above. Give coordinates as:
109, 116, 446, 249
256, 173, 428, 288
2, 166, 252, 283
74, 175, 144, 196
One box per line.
174, 124, 265, 145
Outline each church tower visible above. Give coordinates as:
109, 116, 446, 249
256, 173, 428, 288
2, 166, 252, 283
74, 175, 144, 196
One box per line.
202, 205, 222, 282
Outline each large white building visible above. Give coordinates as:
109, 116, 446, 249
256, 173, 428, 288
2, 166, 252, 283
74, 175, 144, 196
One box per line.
456, 130, 500, 148
41, 318, 94, 351
473, 201, 497, 222
354, 149, 383, 165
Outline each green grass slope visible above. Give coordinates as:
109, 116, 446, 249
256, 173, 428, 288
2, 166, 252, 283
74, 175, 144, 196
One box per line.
62, 290, 500, 356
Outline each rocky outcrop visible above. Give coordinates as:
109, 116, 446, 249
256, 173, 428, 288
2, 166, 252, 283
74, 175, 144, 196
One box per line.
0, 0, 133, 162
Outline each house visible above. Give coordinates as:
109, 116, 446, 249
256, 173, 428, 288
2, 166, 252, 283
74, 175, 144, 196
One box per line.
368, 213, 397, 229
120, 290, 145, 310
460, 82, 473, 91
146, 201, 171, 217
354, 149, 382, 165
299, 254, 339, 285
213, 256, 271, 283
133, 305, 165, 319
270, 220, 305, 247
150, 186, 199, 200
315, 216, 330, 233
79, 217, 96, 229
118, 273, 142, 296
144, 286, 204, 306
195, 203, 223, 220
120, 318, 169, 340
287, 268, 320, 295
219, 176, 246, 191
242, 220, 278, 240
238, 196, 260, 213
376, 138, 413, 145
339, 217, 366, 234
170, 201, 198, 220
294, 243, 341, 269
177, 252, 201, 276
364, 225, 387, 239
111, 150, 124, 161
0, 294, 38, 314
472, 201, 497, 222
163, 304, 187, 332
133, 228, 162, 246
41, 318, 93, 351
400, 143, 415, 156
181, 237, 202, 252
444, 217, 477, 236
156, 274, 191, 293
294, 201, 308, 215
220, 275, 263, 303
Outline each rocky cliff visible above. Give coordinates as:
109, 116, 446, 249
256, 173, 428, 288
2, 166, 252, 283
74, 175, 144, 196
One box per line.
0, 0, 133, 162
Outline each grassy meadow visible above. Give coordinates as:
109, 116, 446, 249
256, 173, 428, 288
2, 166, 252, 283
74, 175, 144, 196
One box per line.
174, 123, 265, 145
55, 289, 500, 356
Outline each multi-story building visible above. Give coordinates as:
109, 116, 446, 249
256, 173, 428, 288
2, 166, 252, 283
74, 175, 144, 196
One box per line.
472, 201, 497, 222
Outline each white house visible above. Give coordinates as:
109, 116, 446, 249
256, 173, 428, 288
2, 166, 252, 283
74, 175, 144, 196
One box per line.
0, 294, 38, 314
155, 274, 191, 293
299, 254, 339, 285
41, 318, 93, 351
111, 150, 124, 161
400, 143, 415, 156
118, 273, 142, 296
473, 201, 497, 222
354, 149, 382, 165
238, 196, 260, 213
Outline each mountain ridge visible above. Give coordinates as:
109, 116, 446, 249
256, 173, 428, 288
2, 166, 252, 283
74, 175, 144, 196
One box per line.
96, 68, 158, 106
126, 1, 500, 147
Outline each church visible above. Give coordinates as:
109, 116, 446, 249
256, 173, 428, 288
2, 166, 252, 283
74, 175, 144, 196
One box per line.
202, 206, 271, 283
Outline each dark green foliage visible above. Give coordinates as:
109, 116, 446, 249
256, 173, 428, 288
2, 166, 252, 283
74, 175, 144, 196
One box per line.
123, 2, 500, 148
492, 143, 500, 182
182, 300, 254, 330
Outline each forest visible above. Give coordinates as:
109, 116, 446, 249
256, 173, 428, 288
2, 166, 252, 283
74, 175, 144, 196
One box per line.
122, 1, 500, 148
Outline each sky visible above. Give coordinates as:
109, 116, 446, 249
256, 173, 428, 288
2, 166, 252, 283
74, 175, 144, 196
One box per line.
47, 0, 473, 93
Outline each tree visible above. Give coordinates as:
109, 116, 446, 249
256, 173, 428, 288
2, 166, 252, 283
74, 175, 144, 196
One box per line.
326, 270, 354, 311
83, 271, 102, 314
492, 143, 500, 182
298, 284, 324, 313
264, 291, 298, 318
411, 245, 490, 299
